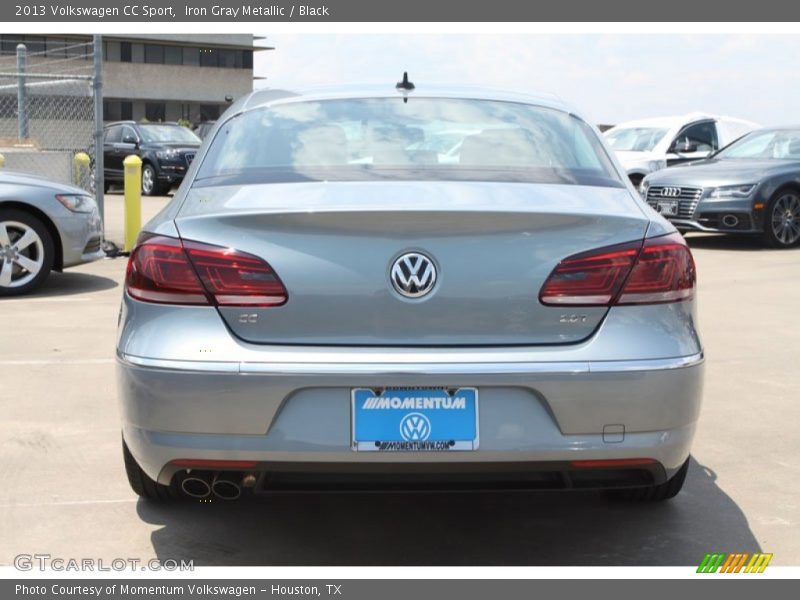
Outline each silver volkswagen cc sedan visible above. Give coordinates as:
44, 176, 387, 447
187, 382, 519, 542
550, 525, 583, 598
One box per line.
117, 82, 704, 503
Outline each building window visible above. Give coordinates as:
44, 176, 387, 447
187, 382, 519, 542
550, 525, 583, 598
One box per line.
104, 100, 133, 122
182, 46, 200, 66
199, 104, 221, 121
0, 36, 17, 54
105, 41, 120, 62
24, 36, 46, 54
65, 39, 88, 60
145, 102, 166, 122
145, 44, 164, 64
131, 43, 145, 63
164, 45, 182, 65
96, 40, 253, 69
218, 49, 236, 68
199, 47, 218, 67
120, 42, 131, 62
46, 37, 67, 58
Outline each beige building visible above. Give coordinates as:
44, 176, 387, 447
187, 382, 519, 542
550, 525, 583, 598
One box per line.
0, 34, 268, 126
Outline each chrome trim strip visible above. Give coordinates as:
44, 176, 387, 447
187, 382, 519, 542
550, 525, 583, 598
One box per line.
117, 354, 239, 373
588, 352, 704, 372
118, 351, 704, 375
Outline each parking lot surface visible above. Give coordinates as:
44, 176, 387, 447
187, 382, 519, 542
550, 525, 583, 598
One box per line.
1, 193, 798, 566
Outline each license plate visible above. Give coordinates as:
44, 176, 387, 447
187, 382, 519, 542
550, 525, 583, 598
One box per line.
657, 200, 679, 216
351, 387, 479, 452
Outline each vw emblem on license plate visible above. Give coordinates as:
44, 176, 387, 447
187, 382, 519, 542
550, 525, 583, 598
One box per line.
660, 187, 681, 197
399, 413, 431, 441
390, 252, 437, 298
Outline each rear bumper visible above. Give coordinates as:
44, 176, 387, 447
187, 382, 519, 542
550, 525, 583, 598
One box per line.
118, 351, 703, 486
117, 294, 704, 488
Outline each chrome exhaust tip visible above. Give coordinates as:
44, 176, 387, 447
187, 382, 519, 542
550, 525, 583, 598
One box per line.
211, 473, 242, 500
181, 475, 212, 499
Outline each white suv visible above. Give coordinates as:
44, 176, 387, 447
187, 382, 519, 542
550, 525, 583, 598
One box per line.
604, 113, 759, 186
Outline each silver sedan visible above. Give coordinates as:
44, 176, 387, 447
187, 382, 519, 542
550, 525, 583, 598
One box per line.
117, 84, 704, 503
0, 171, 103, 295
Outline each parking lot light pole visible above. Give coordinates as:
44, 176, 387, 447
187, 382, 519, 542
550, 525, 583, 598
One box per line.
93, 35, 105, 230
16, 44, 28, 140
123, 154, 142, 252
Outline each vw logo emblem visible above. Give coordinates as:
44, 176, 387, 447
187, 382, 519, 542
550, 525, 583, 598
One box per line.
399, 413, 431, 441
390, 252, 437, 298
660, 187, 681, 197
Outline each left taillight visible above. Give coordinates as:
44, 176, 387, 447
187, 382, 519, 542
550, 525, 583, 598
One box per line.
125, 234, 287, 307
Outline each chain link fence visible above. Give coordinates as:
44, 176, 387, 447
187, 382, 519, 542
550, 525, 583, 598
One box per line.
0, 38, 100, 196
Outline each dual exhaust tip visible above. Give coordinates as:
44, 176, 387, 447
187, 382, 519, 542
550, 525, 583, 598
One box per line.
181, 472, 254, 500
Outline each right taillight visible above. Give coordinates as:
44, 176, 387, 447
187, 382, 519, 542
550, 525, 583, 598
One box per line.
125, 234, 287, 307
539, 232, 695, 307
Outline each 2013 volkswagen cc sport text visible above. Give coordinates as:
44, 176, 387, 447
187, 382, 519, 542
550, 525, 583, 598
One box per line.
117, 82, 704, 503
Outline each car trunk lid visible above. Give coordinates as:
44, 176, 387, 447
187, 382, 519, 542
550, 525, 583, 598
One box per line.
175, 181, 648, 346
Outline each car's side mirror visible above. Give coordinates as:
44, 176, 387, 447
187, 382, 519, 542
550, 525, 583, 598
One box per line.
122, 135, 138, 146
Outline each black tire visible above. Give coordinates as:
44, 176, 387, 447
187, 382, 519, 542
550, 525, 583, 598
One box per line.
141, 163, 159, 196
763, 188, 800, 248
608, 458, 689, 502
629, 174, 644, 188
122, 439, 179, 501
0, 208, 55, 297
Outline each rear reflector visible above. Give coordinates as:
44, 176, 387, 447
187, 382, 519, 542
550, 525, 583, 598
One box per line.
125, 234, 287, 307
570, 458, 658, 469
539, 232, 695, 307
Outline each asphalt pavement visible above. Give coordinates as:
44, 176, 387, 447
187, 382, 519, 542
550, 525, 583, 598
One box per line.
0, 194, 797, 566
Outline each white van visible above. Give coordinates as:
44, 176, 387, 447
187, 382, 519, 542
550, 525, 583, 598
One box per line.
604, 113, 759, 185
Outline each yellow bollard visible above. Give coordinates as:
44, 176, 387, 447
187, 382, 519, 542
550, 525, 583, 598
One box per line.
0, 153, 5, 168
73, 152, 90, 188
123, 154, 142, 252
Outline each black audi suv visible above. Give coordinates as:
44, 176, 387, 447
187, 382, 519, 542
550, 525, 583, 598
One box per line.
103, 121, 201, 196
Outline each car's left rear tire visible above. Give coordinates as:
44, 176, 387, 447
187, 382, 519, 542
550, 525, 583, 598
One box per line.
122, 439, 179, 501
608, 458, 689, 502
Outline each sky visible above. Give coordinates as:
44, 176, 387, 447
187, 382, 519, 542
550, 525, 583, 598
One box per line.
253, 34, 800, 127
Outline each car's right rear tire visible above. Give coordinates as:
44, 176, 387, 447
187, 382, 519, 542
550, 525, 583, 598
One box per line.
608, 458, 689, 502
122, 439, 179, 501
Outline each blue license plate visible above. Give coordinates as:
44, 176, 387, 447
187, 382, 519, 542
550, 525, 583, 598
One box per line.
351, 387, 479, 451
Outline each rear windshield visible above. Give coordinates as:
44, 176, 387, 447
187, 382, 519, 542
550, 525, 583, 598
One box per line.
195, 98, 622, 187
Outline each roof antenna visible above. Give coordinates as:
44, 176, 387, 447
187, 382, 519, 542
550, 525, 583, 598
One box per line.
396, 72, 415, 90
396, 72, 414, 103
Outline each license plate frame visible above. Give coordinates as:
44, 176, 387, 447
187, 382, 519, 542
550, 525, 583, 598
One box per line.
351, 387, 480, 452
657, 200, 680, 216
